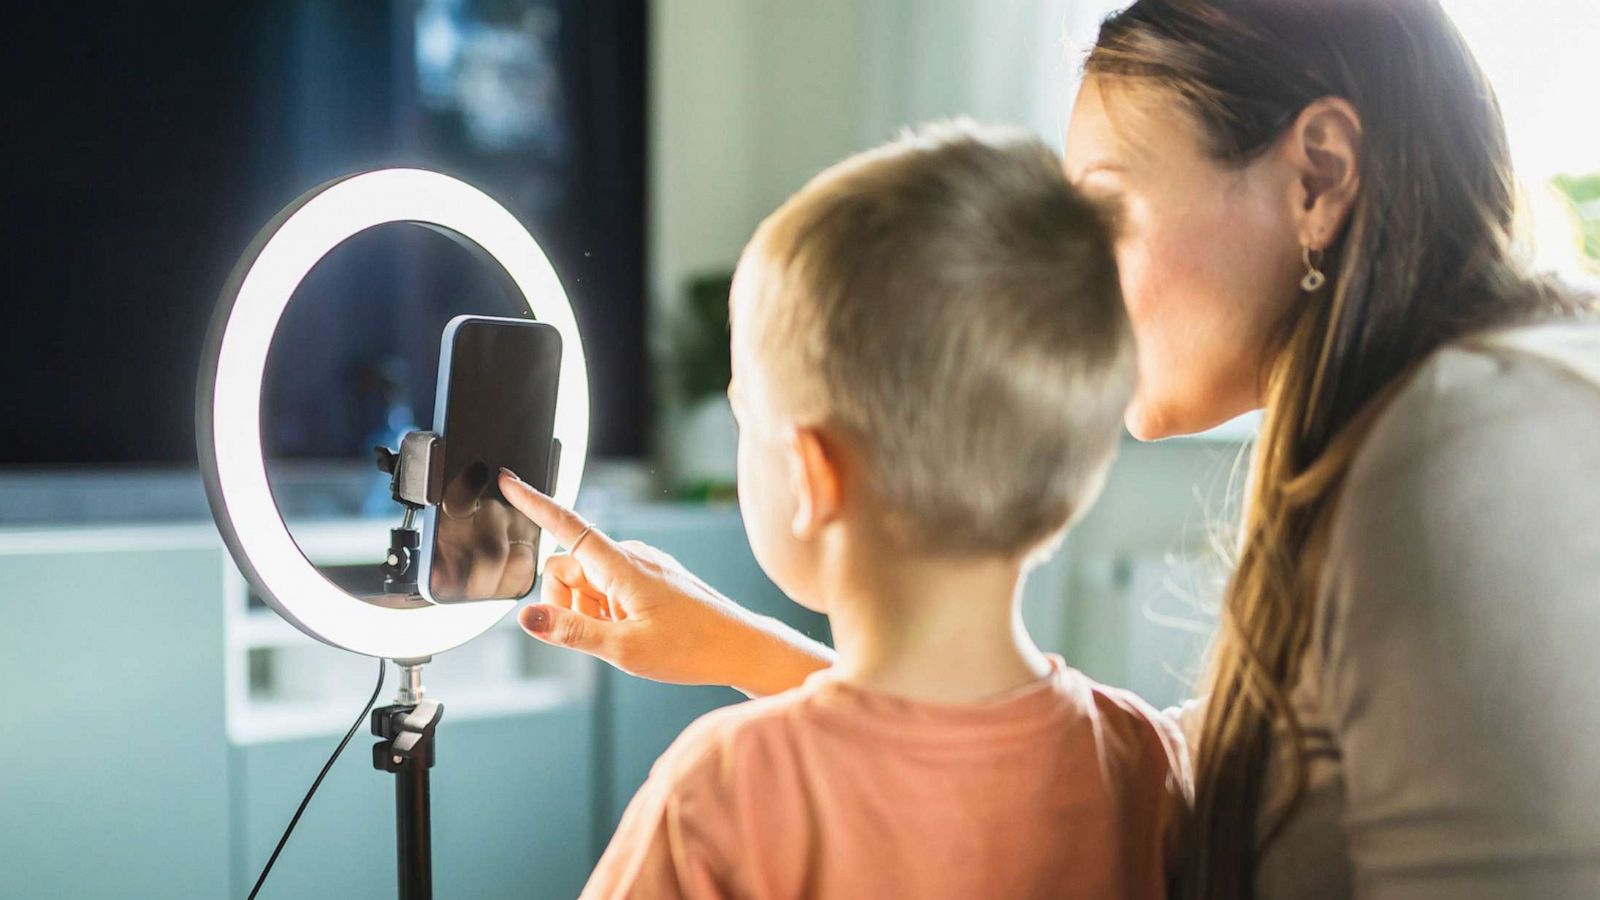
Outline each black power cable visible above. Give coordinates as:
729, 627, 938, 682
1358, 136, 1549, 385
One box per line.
247, 658, 387, 899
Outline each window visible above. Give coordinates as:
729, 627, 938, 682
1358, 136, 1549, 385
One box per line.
1443, 0, 1600, 275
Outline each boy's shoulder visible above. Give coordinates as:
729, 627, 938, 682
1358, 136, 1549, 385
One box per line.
647, 682, 822, 791
579, 687, 828, 898
1078, 673, 1186, 749
1066, 668, 1193, 805
657, 665, 1187, 781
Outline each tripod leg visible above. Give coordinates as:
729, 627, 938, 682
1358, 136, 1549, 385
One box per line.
375, 697, 439, 900
395, 752, 432, 900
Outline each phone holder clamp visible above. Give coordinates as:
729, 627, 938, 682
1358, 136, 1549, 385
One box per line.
375, 431, 445, 594
375, 431, 444, 510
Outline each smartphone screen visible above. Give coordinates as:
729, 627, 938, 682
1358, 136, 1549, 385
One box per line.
422, 316, 562, 604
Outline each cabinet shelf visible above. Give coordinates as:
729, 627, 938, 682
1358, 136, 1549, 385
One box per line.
223, 518, 591, 745
229, 676, 574, 745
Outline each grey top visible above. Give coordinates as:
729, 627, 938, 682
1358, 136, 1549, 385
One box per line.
1187, 321, 1600, 899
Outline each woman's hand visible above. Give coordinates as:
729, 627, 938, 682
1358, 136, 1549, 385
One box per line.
497, 469, 834, 696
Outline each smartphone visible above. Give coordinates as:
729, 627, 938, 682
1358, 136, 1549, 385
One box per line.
419, 315, 562, 604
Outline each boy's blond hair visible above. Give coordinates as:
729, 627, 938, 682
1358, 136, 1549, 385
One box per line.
739, 120, 1135, 555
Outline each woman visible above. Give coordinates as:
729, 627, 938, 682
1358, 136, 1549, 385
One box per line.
501, 0, 1600, 896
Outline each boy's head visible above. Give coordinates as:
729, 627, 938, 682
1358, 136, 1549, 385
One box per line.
729, 120, 1135, 608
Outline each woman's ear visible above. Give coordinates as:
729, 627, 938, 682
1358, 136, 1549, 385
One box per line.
1283, 96, 1363, 250
786, 425, 844, 538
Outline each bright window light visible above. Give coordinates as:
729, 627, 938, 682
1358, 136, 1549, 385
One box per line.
199, 169, 589, 660
1443, 0, 1600, 273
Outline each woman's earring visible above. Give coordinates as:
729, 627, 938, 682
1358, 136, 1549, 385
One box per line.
1300, 246, 1327, 292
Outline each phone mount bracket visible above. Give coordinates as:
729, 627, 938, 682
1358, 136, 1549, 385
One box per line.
376, 430, 445, 510
374, 430, 445, 595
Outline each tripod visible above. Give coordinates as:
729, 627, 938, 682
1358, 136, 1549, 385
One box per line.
371, 658, 442, 900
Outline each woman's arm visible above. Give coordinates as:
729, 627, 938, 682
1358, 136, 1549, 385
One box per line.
499, 470, 835, 697
1318, 344, 1600, 897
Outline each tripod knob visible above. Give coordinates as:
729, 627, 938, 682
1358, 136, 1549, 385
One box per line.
383, 526, 422, 593
374, 445, 400, 476
382, 544, 412, 577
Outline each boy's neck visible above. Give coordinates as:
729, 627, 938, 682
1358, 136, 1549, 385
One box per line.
820, 538, 1052, 705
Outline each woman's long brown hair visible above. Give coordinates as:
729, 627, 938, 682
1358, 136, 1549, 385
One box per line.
1085, 1, 1588, 897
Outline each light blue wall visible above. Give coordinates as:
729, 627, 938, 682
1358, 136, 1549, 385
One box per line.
230, 708, 597, 899
1061, 438, 1240, 708
2, 544, 232, 898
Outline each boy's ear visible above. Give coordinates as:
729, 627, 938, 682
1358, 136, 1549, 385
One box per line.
786, 425, 844, 538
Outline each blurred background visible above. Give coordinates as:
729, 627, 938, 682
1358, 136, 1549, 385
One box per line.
2, 1, 1597, 897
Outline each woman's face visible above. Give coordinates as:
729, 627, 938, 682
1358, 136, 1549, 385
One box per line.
1064, 77, 1304, 439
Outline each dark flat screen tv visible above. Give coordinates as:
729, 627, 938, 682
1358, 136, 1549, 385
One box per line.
0, 0, 648, 466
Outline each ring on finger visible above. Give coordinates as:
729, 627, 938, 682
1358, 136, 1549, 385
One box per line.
569, 523, 596, 554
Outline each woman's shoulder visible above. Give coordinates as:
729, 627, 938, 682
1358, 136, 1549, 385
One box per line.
1319, 313, 1600, 671
1345, 318, 1600, 495
1312, 323, 1600, 899
1326, 318, 1600, 614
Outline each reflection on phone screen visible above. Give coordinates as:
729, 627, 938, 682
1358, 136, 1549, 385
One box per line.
427, 317, 561, 603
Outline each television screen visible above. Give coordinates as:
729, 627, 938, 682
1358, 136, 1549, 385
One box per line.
0, 0, 648, 466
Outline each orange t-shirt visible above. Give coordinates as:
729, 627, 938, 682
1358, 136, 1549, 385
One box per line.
582, 657, 1191, 899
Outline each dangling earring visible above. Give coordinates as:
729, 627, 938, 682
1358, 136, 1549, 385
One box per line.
1300, 246, 1327, 292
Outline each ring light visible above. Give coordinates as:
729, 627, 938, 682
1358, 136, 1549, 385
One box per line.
198, 169, 589, 660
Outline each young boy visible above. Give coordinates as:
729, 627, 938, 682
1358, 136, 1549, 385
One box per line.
584, 121, 1188, 898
